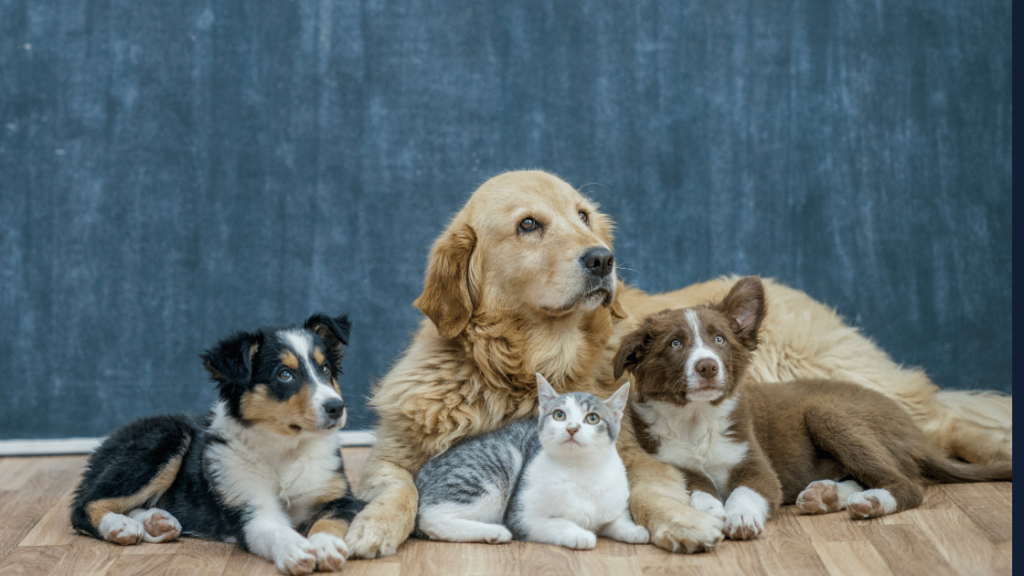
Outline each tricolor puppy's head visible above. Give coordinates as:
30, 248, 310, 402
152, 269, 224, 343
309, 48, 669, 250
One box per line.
613, 276, 765, 405
202, 313, 352, 436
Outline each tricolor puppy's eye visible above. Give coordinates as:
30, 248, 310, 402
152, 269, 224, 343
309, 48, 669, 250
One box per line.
671, 339, 682, 349
585, 413, 600, 425
553, 410, 566, 421
279, 369, 294, 381
715, 335, 725, 345
320, 363, 331, 376
579, 211, 590, 226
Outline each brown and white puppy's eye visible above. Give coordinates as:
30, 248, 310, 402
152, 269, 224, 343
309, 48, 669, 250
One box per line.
585, 413, 600, 425
671, 339, 682, 349
519, 217, 541, 233
578, 211, 590, 226
553, 409, 566, 421
715, 335, 725, 345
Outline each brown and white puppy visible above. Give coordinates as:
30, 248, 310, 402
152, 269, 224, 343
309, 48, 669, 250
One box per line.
615, 276, 1012, 539
344, 170, 1011, 558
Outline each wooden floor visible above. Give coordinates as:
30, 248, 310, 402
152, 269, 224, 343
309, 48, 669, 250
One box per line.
0, 448, 1011, 576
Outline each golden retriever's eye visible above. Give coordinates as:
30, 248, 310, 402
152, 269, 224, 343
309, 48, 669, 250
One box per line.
671, 339, 682, 349
519, 217, 540, 233
585, 413, 600, 425
552, 409, 566, 421
279, 369, 293, 381
579, 211, 590, 226
715, 335, 725, 345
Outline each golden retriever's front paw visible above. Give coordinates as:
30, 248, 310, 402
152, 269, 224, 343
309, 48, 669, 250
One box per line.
344, 504, 412, 559
649, 508, 724, 554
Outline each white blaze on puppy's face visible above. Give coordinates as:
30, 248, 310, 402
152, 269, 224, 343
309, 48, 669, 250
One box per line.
683, 309, 726, 402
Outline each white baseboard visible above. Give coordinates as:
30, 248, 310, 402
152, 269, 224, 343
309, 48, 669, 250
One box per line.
0, 430, 377, 457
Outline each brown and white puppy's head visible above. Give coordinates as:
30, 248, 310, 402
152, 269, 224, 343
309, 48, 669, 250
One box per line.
203, 314, 352, 437
413, 170, 621, 339
613, 276, 765, 405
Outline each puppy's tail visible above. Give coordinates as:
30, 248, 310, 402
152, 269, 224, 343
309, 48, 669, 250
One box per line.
920, 454, 1012, 484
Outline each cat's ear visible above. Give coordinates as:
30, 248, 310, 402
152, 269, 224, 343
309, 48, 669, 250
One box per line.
604, 381, 631, 420
535, 373, 559, 411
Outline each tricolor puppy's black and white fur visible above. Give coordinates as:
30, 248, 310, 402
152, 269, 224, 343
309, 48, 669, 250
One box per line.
615, 277, 1011, 540
71, 314, 364, 575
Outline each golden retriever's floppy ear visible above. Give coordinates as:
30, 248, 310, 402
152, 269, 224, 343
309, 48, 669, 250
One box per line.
613, 316, 656, 380
717, 276, 766, 351
413, 223, 477, 339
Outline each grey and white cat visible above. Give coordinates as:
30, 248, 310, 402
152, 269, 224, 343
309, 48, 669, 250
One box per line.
414, 374, 649, 549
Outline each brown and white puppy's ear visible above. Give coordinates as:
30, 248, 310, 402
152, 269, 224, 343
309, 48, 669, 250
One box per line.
717, 276, 766, 351
535, 373, 560, 413
413, 223, 477, 340
613, 315, 659, 380
305, 313, 352, 367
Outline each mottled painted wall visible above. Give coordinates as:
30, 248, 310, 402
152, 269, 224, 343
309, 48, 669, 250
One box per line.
0, 1, 1011, 439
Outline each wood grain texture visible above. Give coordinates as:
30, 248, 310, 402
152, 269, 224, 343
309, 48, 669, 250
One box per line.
0, 449, 1011, 576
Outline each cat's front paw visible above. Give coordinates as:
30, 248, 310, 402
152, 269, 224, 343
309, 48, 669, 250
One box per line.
618, 524, 650, 544
481, 525, 512, 544
554, 529, 597, 550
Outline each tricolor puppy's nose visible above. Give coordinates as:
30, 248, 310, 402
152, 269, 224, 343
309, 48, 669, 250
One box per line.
323, 398, 345, 420
695, 358, 719, 380
581, 247, 614, 278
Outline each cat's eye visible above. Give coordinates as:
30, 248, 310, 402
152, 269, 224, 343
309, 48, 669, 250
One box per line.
552, 410, 566, 421
585, 413, 600, 425
671, 339, 682, 349
714, 335, 725, 345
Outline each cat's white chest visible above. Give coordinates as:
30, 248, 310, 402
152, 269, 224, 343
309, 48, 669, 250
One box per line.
636, 397, 748, 493
519, 452, 629, 530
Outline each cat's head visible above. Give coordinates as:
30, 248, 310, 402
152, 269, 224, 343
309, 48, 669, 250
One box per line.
535, 373, 630, 457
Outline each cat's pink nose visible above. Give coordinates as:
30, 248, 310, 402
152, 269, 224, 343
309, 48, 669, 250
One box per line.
566, 424, 580, 436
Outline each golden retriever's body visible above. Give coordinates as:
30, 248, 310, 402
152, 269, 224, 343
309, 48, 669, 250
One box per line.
345, 170, 1012, 558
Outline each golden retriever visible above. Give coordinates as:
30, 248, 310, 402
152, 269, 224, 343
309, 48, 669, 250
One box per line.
344, 170, 1012, 557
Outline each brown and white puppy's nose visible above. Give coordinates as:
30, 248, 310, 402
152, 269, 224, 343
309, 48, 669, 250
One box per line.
695, 358, 719, 381
580, 247, 614, 278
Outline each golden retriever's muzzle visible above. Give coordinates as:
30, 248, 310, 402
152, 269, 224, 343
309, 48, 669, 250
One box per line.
579, 246, 616, 307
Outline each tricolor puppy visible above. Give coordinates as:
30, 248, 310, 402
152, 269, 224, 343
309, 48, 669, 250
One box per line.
614, 276, 1011, 540
71, 314, 364, 575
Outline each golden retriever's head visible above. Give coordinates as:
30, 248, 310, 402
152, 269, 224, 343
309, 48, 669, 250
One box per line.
414, 170, 620, 339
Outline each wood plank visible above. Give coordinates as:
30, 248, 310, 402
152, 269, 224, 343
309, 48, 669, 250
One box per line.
813, 541, 895, 576
0, 545, 66, 576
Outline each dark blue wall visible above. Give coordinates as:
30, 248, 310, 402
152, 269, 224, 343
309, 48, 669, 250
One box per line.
0, 1, 1011, 440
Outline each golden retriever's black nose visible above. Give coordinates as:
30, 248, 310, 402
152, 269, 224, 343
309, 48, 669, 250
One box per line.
581, 247, 614, 277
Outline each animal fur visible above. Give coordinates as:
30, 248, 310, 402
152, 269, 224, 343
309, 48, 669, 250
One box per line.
343, 170, 1012, 558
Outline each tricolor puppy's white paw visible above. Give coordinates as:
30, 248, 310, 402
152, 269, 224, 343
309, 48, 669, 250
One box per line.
273, 535, 318, 576
98, 513, 145, 545
128, 508, 182, 543
308, 532, 349, 572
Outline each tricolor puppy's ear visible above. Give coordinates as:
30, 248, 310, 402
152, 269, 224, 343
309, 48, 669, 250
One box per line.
717, 276, 766, 351
536, 373, 560, 413
202, 331, 261, 395
305, 313, 351, 365
613, 316, 658, 380
414, 222, 477, 340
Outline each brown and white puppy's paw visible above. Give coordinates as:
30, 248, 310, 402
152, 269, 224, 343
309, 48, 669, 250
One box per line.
98, 513, 146, 545
307, 532, 349, 572
128, 508, 181, 543
648, 508, 724, 553
689, 491, 726, 522
796, 479, 864, 514
847, 489, 897, 519
723, 487, 767, 540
